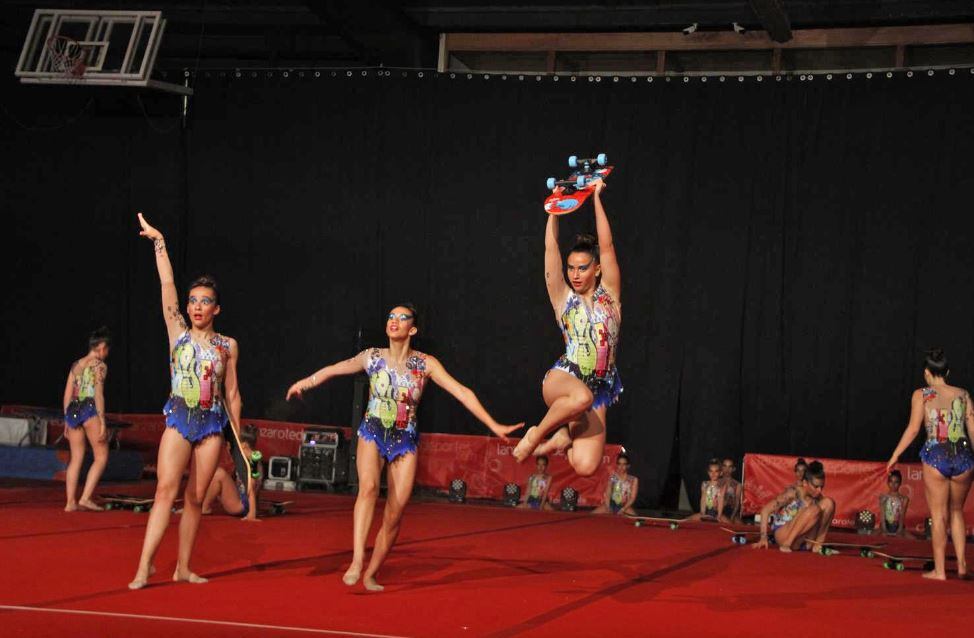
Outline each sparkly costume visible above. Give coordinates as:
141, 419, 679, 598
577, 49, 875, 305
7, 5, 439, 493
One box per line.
769, 487, 804, 533
702, 480, 720, 518
525, 473, 551, 509
721, 478, 740, 519
163, 331, 231, 443
65, 363, 99, 428
918, 387, 974, 478
358, 348, 428, 462
879, 493, 906, 536
608, 473, 635, 514
549, 284, 622, 409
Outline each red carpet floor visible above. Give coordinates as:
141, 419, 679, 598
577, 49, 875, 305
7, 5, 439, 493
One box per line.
1, 480, 972, 637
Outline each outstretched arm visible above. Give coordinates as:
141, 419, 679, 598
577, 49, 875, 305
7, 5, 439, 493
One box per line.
137, 213, 187, 349
591, 181, 621, 300
545, 210, 568, 314
886, 390, 926, 471
93, 362, 108, 442
286, 351, 368, 400
426, 355, 524, 440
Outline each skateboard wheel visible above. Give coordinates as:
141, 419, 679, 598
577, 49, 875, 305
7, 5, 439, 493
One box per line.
669, 522, 678, 530
634, 520, 642, 527
134, 505, 144, 513
104, 503, 113, 511
860, 549, 870, 558
883, 561, 894, 569
546, 177, 556, 190
596, 153, 608, 166
575, 175, 586, 188
866, 550, 875, 559
895, 562, 905, 571
568, 155, 578, 168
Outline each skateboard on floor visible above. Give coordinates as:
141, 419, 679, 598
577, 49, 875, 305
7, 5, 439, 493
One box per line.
628, 515, 686, 530
720, 527, 762, 545
544, 154, 613, 215
803, 538, 887, 557
261, 500, 294, 516
101, 494, 181, 513
864, 550, 955, 571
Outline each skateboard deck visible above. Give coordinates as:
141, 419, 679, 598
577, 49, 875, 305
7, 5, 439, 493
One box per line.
628, 515, 685, 530
804, 538, 887, 557
544, 154, 613, 215
865, 550, 955, 571
101, 494, 181, 513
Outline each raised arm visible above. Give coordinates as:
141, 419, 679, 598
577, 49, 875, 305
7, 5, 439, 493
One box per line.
426, 355, 524, 440
545, 210, 568, 314
886, 389, 926, 471
591, 181, 621, 300
93, 361, 108, 442
223, 338, 242, 435
137, 213, 186, 348
285, 351, 369, 400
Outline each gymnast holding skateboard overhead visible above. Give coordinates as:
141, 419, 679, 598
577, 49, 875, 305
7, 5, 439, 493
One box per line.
513, 164, 622, 477
61, 327, 111, 512
286, 303, 523, 592
886, 348, 973, 580
128, 213, 244, 590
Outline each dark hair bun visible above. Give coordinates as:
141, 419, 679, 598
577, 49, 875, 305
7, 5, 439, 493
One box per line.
924, 347, 950, 378
188, 275, 220, 304
88, 326, 112, 348
569, 233, 600, 261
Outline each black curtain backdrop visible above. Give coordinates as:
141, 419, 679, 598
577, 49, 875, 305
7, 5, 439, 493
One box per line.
3, 71, 974, 506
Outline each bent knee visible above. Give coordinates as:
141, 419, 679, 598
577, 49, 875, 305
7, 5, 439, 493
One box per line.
570, 389, 595, 414
571, 456, 600, 477
818, 497, 835, 513
357, 480, 380, 500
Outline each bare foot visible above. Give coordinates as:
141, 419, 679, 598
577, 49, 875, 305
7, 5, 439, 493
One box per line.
534, 426, 572, 456
78, 499, 103, 511
512, 427, 541, 462
173, 569, 208, 584
64, 502, 78, 512
128, 565, 156, 590
922, 570, 947, 581
778, 546, 792, 553
342, 565, 362, 586
363, 575, 384, 592
201, 508, 212, 515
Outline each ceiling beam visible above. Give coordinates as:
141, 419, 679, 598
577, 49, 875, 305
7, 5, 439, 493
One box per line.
748, 0, 792, 43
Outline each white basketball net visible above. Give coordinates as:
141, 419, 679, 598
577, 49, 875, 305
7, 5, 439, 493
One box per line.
46, 36, 87, 76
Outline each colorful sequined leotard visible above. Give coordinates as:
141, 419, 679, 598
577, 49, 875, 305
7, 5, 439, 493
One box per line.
879, 493, 906, 535
608, 473, 636, 513
919, 387, 974, 478
721, 478, 740, 519
358, 348, 429, 462
702, 481, 720, 518
163, 331, 231, 443
770, 487, 805, 533
549, 284, 623, 409
64, 362, 100, 428
526, 473, 551, 509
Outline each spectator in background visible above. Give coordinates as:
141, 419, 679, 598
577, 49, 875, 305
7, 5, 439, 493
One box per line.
520, 455, 554, 511
686, 458, 723, 522
878, 470, 910, 537
593, 453, 637, 515
720, 457, 743, 524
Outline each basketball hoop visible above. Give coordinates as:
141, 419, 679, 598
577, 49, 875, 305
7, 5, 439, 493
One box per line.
45, 35, 88, 77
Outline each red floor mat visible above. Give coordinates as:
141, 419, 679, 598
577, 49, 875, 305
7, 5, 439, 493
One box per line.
1, 481, 971, 637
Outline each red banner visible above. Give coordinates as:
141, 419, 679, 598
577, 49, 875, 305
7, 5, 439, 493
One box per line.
743, 453, 974, 534
4, 405, 618, 505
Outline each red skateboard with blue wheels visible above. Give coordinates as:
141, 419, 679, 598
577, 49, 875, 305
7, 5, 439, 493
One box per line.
544, 154, 613, 215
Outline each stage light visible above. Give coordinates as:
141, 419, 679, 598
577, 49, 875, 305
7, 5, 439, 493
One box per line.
560, 487, 578, 511
855, 510, 875, 534
682, 23, 698, 35
449, 478, 467, 504
504, 483, 520, 507
732, 22, 746, 34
